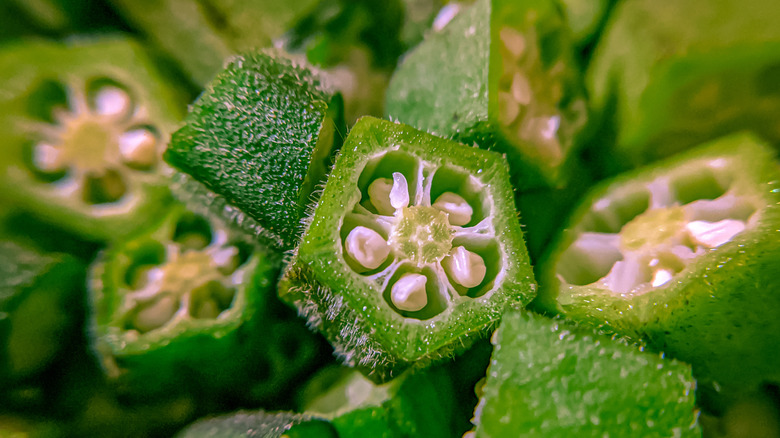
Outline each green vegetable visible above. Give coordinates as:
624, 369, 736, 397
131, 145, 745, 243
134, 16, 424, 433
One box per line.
0, 241, 85, 386
90, 202, 321, 403
587, 0, 780, 168
175, 411, 308, 438
0, 38, 185, 242
165, 50, 345, 251
536, 133, 780, 411
385, 0, 588, 189
473, 311, 701, 437
279, 116, 535, 382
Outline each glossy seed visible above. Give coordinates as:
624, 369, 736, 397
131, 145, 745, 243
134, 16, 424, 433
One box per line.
391, 273, 428, 311
345, 226, 391, 270
33, 142, 64, 172
94, 86, 132, 117
133, 295, 177, 332
390, 172, 410, 210
433, 192, 473, 226
118, 128, 157, 167
686, 219, 746, 248
444, 246, 486, 288
368, 177, 395, 215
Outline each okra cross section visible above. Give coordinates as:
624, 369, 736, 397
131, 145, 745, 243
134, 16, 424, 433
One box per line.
90, 202, 318, 402
536, 133, 780, 411
280, 117, 535, 382
0, 38, 185, 241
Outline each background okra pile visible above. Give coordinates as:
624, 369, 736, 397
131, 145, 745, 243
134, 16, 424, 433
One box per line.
1, 0, 779, 437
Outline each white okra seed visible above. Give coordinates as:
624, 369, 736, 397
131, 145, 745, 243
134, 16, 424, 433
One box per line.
118, 128, 157, 167
444, 246, 487, 288
133, 295, 177, 332
391, 273, 428, 312
368, 178, 395, 215
33, 142, 64, 172
345, 226, 390, 270
686, 219, 745, 248
433, 192, 473, 226
94, 86, 132, 117
390, 172, 410, 210
499, 27, 526, 59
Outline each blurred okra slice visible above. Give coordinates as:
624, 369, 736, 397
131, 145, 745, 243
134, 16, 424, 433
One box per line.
536, 133, 780, 412
165, 50, 345, 251
385, 0, 588, 190
0, 38, 186, 242
0, 241, 85, 388
587, 0, 780, 168
472, 311, 701, 437
175, 411, 309, 438
109, 0, 319, 86
89, 201, 323, 403
279, 116, 535, 382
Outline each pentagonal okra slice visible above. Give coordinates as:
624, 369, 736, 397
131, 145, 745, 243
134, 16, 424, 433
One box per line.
0, 241, 85, 386
279, 117, 535, 382
472, 311, 701, 437
90, 202, 284, 401
165, 50, 345, 250
0, 38, 185, 242
587, 0, 780, 167
385, 0, 587, 189
536, 133, 780, 411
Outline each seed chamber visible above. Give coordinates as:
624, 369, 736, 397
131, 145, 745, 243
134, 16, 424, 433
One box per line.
116, 211, 254, 335
23, 77, 163, 207
341, 150, 503, 320
557, 158, 761, 295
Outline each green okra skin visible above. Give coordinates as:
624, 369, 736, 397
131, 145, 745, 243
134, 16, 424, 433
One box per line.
587, 0, 780, 168
0, 241, 85, 388
165, 50, 345, 251
0, 38, 186, 243
385, 0, 588, 190
536, 133, 780, 412
110, 0, 318, 86
174, 411, 309, 438
89, 201, 321, 404
473, 311, 701, 438
279, 116, 536, 382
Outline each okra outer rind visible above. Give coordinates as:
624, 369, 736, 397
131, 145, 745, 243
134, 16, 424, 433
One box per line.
174, 410, 309, 438
165, 50, 345, 250
587, 0, 780, 166
474, 311, 701, 438
536, 133, 780, 411
0, 37, 184, 242
0, 241, 85, 386
89, 203, 284, 402
279, 116, 535, 382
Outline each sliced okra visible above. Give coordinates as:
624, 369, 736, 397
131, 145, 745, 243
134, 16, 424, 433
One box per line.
165, 50, 345, 250
536, 133, 780, 411
472, 311, 701, 437
90, 202, 319, 402
279, 117, 535, 382
175, 411, 309, 438
0, 38, 185, 241
0, 241, 85, 386
587, 0, 780, 167
385, 0, 587, 189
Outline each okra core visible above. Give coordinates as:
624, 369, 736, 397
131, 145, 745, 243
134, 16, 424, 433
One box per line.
341, 150, 500, 319
556, 161, 759, 294
27, 79, 161, 206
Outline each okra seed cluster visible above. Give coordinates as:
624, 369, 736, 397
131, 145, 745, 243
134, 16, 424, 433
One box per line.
120, 213, 252, 334
341, 150, 501, 319
556, 160, 760, 294
28, 79, 161, 205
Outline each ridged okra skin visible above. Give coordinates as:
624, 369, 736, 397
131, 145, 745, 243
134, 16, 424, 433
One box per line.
165, 51, 345, 251
385, 0, 587, 190
279, 117, 536, 382
0, 38, 185, 242
473, 311, 701, 438
536, 133, 780, 411
0, 241, 85, 387
587, 0, 780, 168
90, 202, 322, 403
174, 411, 308, 438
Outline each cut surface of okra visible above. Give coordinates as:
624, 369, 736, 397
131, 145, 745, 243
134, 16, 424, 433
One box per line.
385, 0, 587, 189
536, 133, 780, 411
587, 0, 780, 167
90, 202, 322, 403
0, 38, 185, 242
472, 311, 701, 438
279, 116, 536, 382
165, 50, 345, 251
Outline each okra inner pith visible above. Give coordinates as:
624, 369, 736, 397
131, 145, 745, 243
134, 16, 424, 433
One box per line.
25, 77, 163, 208
340, 149, 502, 320
556, 158, 759, 294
